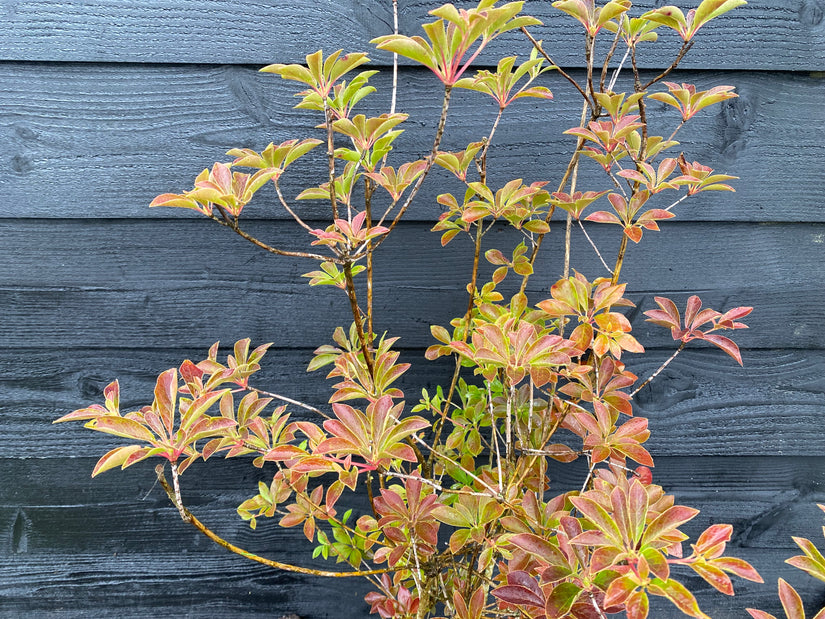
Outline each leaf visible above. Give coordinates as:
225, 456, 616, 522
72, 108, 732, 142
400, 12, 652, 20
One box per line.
642, 505, 698, 547
777, 579, 806, 619
651, 578, 709, 618
91, 445, 145, 477
492, 584, 545, 608
88, 416, 156, 443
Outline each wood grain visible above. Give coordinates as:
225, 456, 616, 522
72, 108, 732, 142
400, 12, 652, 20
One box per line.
6, 346, 825, 457
1, 66, 822, 221
0, 0, 820, 70
2, 456, 825, 617
0, 219, 819, 349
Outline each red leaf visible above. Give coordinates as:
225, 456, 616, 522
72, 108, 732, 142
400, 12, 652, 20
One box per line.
492, 584, 545, 608
778, 579, 805, 619
702, 333, 743, 365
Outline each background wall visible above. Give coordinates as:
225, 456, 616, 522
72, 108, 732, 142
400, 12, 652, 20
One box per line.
1, 1, 824, 616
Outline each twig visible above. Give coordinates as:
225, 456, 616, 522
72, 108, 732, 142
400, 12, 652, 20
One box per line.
521, 26, 590, 106
577, 219, 614, 275
589, 592, 609, 619
246, 386, 330, 420
664, 192, 690, 212
608, 47, 632, 93
169, 462, 188, 522
630, 341, 687, 397
369, 84, 453, 252
274, 178, 313, 232
208, 212, 335, 262
155, 465, 396, 577
642, 40, 695, 90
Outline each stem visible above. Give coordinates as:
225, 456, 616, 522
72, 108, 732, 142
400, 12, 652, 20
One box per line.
324, 100, 340, 222
369, 84, 452, 253
274, 178, 313, 232
611, 235, 629, 285
364, 178, 375, 337
246, 386, 330, 420
585, 33, 596, 107
382, 470, 492, 498
563, 100, 589, 280
390, 0, 399, 116
209, 212, 336, 263
505, 384, 514, 462
342, 260, 375, 377
608, 46, 632, 93
642, 40, 694, 90
155, 466, 395, 578
631, 46, 648, 155
578, 219, 614, 275
589, 592, 609, 619
630, 341, 687, 397
664, 192, 690, 212
366, 471, 378, 518
600, 28, 622, 93
489, 382, 504, 494
580, 456, 597, 494
521, 26, 590, 105
170, 462, 188, 522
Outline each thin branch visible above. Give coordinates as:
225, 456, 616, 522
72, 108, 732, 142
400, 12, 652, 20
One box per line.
630, 341, 687, 397
413, 434, 505, 501
323, 100, 340, 221
488, 382, 504, 494
208, 211, 336, 262
382, 470, 493, 499
390, 0, 399, 116
155, 465, 396, 578
564, 98, 589, 279
246, 385, 330, 420
642, 40, 695, 90
521, 26, 590, 105
608, 46, 632, 93
342, 260, 376, 377
664, 192, 690, 212
580, 456, 597, 494
600, 28, 623, 93
364, 177, 375, 337
368, 84, 453, 253
170, 462, 188, 522
274, 178, 313, 232
611, 234, 629, 285
578, 219, 614, 275
589, 592, 609, 619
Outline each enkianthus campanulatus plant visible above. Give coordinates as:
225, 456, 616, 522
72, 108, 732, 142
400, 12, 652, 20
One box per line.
58, 1, 780, 617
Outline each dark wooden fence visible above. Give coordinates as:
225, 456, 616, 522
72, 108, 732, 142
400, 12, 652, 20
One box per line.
2, 0, 824, 616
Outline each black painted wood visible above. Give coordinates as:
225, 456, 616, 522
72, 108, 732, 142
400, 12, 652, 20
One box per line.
3, 456, 825, 617
4, 346, 824, 458
2, 65, 822, 221
0, 0, 821, 70
0, 219, 820, 349
3, 0, 823, 616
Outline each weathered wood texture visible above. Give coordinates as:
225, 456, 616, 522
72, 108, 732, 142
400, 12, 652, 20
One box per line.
2, 0, 823, 617
1, 219, 821, 348
2, 66, 822, 221
0, 0, 821, 69
3, 455, 825, 617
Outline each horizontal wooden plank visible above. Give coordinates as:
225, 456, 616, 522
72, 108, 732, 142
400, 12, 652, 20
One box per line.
0, 0, 819, 70
0, 219, 820, 349
1, 548, 815, 618
2, 456, 825, 617
6, 346, 825, 457
2, 65, 822, 221
3, 456, 825, 551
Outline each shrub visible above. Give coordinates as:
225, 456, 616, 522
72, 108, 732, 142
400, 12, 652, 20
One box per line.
55, 1, 769, 617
